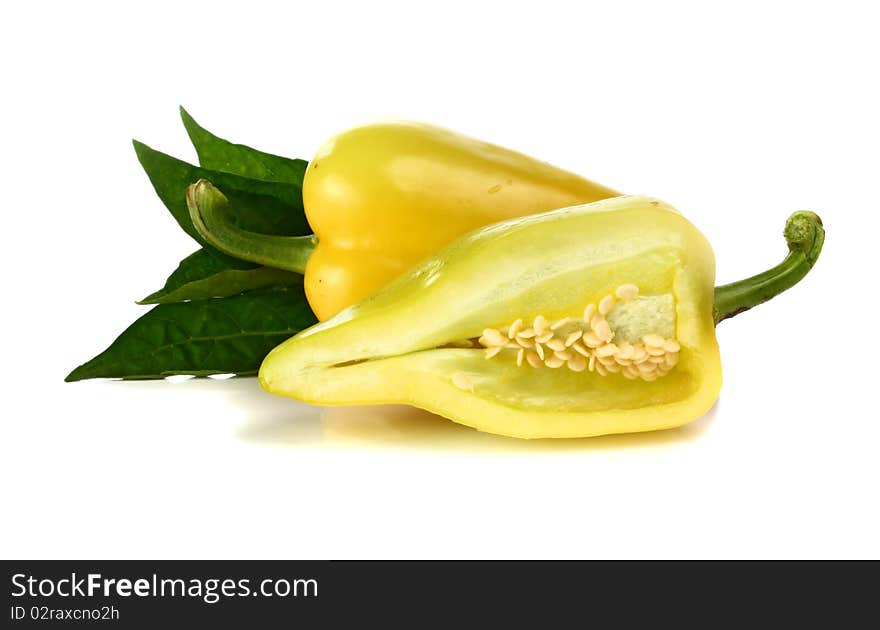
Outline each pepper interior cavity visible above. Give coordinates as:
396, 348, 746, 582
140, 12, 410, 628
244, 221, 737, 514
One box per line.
453, 283, 679, 385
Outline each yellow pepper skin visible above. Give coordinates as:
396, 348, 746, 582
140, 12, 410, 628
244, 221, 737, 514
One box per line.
258, 195, 824, 439
302, 122, 619, 319
191, 122, 618, 321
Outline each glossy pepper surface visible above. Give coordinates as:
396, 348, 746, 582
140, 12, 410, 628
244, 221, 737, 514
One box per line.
258, 196, 824, 439
188, 122, 619, 320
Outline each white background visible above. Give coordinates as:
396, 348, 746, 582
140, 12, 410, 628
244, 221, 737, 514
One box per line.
2, 1, 878, 559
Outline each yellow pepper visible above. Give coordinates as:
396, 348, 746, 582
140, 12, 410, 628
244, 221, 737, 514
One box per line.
254, 196, 823, 439
188, 121, 618, 320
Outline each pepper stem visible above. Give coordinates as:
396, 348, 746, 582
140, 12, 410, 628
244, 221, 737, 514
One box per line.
713, 211, 824, 324
186, 179, 316, 274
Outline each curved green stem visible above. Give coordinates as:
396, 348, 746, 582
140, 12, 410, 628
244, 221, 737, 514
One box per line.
186, 179, 316, 274
713, 211, 824, 324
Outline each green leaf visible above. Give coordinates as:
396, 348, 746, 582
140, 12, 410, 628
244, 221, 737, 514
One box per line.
65, 286, 316, 381
138, 248, 301, 304
133, 141, 310, 259
180, 107, 308, 183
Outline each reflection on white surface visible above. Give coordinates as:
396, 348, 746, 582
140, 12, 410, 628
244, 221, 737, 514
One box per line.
220, 378, 325, 444
77, 376, 720, 452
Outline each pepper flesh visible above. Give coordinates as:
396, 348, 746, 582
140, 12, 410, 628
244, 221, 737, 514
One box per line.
188, 122, 619, 320
258, 196, 722, 439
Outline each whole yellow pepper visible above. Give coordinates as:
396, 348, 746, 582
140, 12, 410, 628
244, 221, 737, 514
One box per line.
189, 122, 618, 320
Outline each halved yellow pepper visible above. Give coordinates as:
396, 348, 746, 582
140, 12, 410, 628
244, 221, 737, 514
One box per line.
189, 121, 619, 320
252, 196, 824, 439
